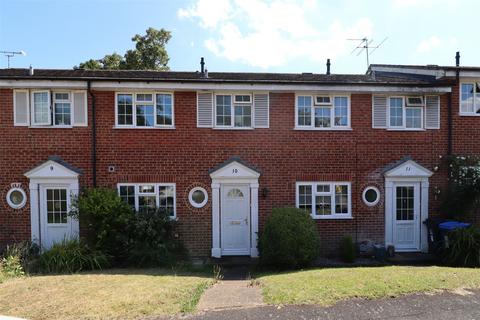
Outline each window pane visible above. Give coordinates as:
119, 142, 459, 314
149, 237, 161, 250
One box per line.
136, 93, 153, 102
461, 84, 474, 114
314, 107, 331, 127
316, 195, 332, 215
317, 185, 330, 193
46, 188, 68, 224
119, 186, 135, 208
476, 83, 480, 114
335, 185, 349, 214
334, 97, 348, 126
139, 185, 155, 193
33, 92, 49, 124
139, 195, 156, 213
216, 95, 232, 126
54, 93, 69, 100
396, 186, 414, 221
136, 105, 154, 127
156, 94, 173, 125
297, 96, 312, 126
389, 97, 403, 127
54, 102, 71, 125
298, 185, 312, 213
117, 94, 133, 125
406, 108, 422, 129
159, 186, 175, 217
234, 104, 252, 127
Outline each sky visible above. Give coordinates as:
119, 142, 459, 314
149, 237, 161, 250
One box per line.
0, 0, 477, 74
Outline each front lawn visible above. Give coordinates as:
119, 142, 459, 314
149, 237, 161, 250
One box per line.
0, 268, 213, 319
258, 266, 480, 306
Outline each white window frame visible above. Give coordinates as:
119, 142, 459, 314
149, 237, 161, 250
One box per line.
52, 91, 73, 127
387, 96, 425, 131
117, 183, 176, 218
31, 90, 51, 126
295, 181, 352, 219
295, 93, 351, 130
214, 93, 254, 129
362, 186, 380, 207
6, 187, 27, 209
115, 92, 175, 129
459, 81, 480, 116
188, 186, 209, 208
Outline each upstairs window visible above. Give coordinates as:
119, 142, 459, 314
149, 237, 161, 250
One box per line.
116, 92, 174, 128
53, 92, 71, 126
32, 91, 51, 125
296, 94, 350, 129
296, 182, 351, 219
389, 96, 423, 130
460, 83, 480, 115
215, 94, 252, 128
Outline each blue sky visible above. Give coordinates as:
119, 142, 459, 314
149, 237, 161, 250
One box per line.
0, 0, 476, 74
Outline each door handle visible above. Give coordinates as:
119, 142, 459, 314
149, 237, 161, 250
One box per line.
244, 218, 248, 226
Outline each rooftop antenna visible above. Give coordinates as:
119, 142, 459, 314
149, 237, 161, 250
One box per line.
347, 37, 387, 68
0, 50, 26, 68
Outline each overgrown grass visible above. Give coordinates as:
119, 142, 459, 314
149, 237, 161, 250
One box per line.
258, 266, 480, 306
0, 268, 213, 319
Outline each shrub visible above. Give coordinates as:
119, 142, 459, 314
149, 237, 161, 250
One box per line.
1, 241, 40, 274
340, 235, 356, 263
443, 226, 480, 267
259, 207, 320, 269
70, 188, 134, 263
38, 238, 109, 274
1, 255, 24, 278
127, 208, 186, 267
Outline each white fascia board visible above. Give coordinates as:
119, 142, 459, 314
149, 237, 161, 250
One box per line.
446, 71, 480, 78
0, 79, 451, 93
0, 80, 88, 89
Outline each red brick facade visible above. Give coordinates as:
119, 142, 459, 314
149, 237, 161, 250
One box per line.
2, 81, 462, 257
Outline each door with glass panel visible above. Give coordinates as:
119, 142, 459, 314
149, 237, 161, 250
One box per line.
40, 186, 74, 248
392, 182, 421, 251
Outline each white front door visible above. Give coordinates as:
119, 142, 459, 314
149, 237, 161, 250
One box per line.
221, 185, 250, 255
393, 182, 421, 251
40, 185, 74, 248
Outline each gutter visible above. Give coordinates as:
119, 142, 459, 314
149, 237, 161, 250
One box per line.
87, 81, 97, 187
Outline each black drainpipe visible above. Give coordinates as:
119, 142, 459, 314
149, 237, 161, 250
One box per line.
87, 81, 97, 187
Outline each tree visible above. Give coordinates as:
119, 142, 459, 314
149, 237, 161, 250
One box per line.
76, 28, 171, 71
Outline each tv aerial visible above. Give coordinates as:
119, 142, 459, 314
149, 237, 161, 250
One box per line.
348, 37, 387, 68
0, 50, 26, 68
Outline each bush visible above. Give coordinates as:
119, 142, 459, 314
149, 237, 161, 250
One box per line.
70, 188, 134, 263
443, 226, 480, 267
1, 255, 24, 278
127, 208, 186, 267
259, 207, 320, 269
340, 235, 356, 263
38, 238, 109, 273
1, 241, 40, 274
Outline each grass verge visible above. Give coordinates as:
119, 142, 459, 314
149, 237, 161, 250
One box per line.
0, 268, 213, 319
257, 266, 480, 306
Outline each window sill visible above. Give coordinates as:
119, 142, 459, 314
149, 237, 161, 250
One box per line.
213, 127, 254, 130
386, 128, 426, 132
459, 113, 480, 117
29, 125, 74, 129
113, 126, 175, 130
311, 215, 353, 220
294, 127, 352, 131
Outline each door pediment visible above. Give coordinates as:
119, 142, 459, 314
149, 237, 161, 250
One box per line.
210, 158, 260, 180
25, 157, 82, 180
384, 159, 433, 178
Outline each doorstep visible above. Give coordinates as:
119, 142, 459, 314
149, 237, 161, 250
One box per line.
386, 252, 438, 265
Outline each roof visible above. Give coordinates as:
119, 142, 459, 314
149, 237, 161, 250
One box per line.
209, 156, 261, 175
0, 68, 450, 86
370, 64, 480, 72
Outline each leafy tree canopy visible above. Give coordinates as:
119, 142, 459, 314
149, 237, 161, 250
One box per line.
76, 28, 171, 71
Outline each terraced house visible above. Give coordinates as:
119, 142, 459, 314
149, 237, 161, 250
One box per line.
0, 55, 476, 258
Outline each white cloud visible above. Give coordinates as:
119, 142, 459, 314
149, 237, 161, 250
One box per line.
178, 0, 373, 68
416, 36, 457, 53
392, 0, 459, 8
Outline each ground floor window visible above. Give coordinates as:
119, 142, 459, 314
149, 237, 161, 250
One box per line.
296, 182, 352, 219
118, 183, 176, 217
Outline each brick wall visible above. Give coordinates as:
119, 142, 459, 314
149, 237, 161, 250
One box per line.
0, 88, 451, 256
